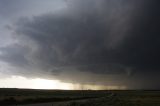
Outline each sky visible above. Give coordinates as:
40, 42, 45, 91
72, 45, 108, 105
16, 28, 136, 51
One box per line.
0, 0, 160, 90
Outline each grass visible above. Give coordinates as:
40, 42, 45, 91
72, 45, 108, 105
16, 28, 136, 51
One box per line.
0, 88, 160, 106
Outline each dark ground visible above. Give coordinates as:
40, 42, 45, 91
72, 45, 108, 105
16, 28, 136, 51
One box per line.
0, 88, 160, 106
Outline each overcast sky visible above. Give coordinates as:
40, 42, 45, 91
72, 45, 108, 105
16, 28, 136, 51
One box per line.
0, 0, 160, 90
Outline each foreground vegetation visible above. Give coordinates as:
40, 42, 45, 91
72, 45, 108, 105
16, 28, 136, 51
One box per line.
0, 88, 160, 106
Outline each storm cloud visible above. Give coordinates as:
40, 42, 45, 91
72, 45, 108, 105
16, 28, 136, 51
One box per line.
0, 0, 160, 89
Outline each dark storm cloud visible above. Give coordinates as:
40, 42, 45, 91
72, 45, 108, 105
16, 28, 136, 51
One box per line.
0, 44, 30, 67
118, 0, 160, 71
14, 10, 129, 75
1, 0, 160, 88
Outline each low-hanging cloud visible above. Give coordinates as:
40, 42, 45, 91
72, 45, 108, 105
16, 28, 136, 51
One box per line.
0, 0, 160, 89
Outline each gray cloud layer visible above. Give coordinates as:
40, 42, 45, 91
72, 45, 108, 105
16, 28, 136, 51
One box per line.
0, 0, 160, 89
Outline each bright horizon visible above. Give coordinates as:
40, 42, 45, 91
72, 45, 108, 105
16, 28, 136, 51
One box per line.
0, 75, 127, 90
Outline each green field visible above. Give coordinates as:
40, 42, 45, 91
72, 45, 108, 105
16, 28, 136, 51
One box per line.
0, 88, 160, 106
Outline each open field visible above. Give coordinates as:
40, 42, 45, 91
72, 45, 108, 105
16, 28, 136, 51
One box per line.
0, 88, 160, 106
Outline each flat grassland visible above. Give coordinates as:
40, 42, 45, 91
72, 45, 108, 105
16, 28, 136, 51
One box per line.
0, 88, 160, 106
